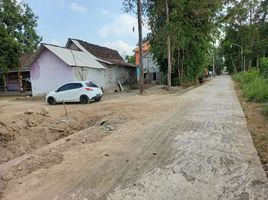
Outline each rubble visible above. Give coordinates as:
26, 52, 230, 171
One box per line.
24, 109, 34, 115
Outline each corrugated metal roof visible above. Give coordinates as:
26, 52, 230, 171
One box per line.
43, 44, 105, 69
70, 39, 113, 65
70, 39, 136, 68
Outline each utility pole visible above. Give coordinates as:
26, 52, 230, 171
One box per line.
231, 43, 245, 74
137, 0, 144, 94
165, 0, 172, 88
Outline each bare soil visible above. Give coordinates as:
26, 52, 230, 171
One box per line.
234, 82, 268, 177
0, 85, 185, 196
0, 85, 184, 163
0, 76, 267, 200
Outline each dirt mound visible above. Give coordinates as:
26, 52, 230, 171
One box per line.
0, 109, 104, 164
0, 121, 17, 142
145, 85, 184, 95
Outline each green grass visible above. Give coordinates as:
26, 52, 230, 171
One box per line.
233, 70, 259, 85
242, 77, 268, 102
233, 69, 268, 102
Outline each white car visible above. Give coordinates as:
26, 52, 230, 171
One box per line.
46, 81, 103, 105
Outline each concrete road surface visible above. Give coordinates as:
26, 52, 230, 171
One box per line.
2, 76, 268, 200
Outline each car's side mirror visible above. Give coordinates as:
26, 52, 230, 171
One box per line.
56, 89, 60, 92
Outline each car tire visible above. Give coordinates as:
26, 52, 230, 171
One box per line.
47, 96, 56, 105
95, 97, 102, 102
80, 95, 89, 104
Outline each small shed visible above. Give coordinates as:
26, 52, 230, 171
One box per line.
0, 53, 34, 92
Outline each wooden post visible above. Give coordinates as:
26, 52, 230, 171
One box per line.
18, 71, 23, 92
3, 74, 7, 92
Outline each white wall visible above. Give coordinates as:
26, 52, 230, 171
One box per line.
30, 49, 74, 96
143, 53, 160, 73
72, 67, 106, 87
73, 64, 134, 93
30, 49, 136, 95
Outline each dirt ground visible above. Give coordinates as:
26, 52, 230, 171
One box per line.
0, 85, 186, 193
234, 82, 268, 177
0, 85, 186, 165
0, 78, 267, 200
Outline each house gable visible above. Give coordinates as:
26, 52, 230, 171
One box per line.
30, 48, 74, 96
66, 39, 137, 68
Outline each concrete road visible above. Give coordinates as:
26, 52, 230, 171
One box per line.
2, 76, 268, 200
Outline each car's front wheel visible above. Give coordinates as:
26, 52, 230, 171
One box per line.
47, 96, 56, 105
80, 95, 89, 104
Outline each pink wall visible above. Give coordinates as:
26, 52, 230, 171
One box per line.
30, 49, 74, 96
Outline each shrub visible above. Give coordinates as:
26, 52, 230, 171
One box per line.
260, 57, 268, 79
232, 71, 245, 83
242, 76, 268, 102
232, 69, 259, 85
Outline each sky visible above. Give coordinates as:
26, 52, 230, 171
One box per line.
23, 0, 149, 57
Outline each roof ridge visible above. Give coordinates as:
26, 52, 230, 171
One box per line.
42, 43, 81, 52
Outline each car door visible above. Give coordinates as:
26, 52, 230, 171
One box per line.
66, 83, 83, 102
54, 83, 72, 102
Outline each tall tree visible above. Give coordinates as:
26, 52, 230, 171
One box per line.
165, 0, 172, 88
137, 0, 144, 94
0, 26, 20, 72
123, 0, 223, 85
0, 0, 41, 71
149, 0, 222, 84
219, 0, 268, 73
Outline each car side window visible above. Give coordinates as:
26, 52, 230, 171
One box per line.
86, 82, 98, 88
57, 83, 83, 92
57, 84, 70, 92
69, 83, 83, 90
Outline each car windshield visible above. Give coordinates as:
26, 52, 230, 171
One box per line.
86, 82, 99, 88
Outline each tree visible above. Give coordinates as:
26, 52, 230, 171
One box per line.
125, 55, 135, 64
165, 0, 172, 88
0, 26, 20, 72
123, 0, 145, 93
219, 0, 268, 73
0, 0, 41, 71
148, 0, 222, 85
123, 0, 223, 85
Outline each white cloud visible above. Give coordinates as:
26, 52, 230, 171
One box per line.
101, 9, 116, 18
50, 39, 61, 46
98, 13, 150, 38
70, 2, 87, 13
102, 40, 135, 57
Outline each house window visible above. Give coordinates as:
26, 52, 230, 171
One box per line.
153, 73, 157, 81
144, 73, 147, 79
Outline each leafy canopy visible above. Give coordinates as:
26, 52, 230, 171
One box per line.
0, 0, 41, 71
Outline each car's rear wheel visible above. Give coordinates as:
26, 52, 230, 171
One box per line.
47, 96, 56, 105
94, 97, 102, 102
80, 95, 89, 104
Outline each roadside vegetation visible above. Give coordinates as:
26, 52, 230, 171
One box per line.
233, 57, 268, 104
233, 69, 268, 102
232, 59, 268, 175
